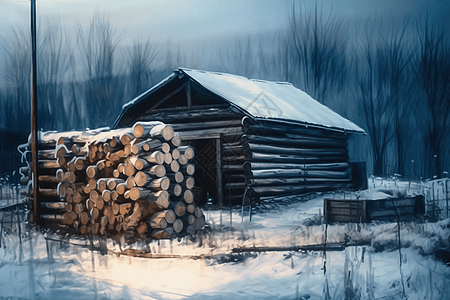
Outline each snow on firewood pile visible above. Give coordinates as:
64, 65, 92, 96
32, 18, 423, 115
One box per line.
19, 121, 203, 240
0, 185, 449, 299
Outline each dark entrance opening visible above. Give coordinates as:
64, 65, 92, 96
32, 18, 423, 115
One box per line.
190, 139, 218, 205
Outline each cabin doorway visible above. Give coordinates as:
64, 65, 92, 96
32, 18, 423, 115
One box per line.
190, 139, 219, 205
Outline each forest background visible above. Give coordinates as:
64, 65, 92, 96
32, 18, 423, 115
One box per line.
0, 0, 449, 181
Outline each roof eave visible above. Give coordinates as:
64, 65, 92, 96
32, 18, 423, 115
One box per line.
112, 72, 178, 129
252, 117, 365, 135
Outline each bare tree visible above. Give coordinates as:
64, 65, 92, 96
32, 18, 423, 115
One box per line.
415, 18, 450, 178
356, 36, 394, 175
64, 53, 87, 129
288, 2, 348, 104
220, 36, 257, 78
77, 14, 123, 127
379, 20, 414, 175
271, 30, 296, 82
127, 38, 157, 99
163, 41, 193, 73
37, 23, 71, 130
3, 27, 30, 134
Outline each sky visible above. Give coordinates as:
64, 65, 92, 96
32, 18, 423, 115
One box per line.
0, 0, 449, 80
0, 0, 291, 45
1, 0, 449, 42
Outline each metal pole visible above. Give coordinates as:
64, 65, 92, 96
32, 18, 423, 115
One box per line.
30, 0, 39, 220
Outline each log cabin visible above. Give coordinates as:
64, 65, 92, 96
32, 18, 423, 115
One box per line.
113, 68, 365, 206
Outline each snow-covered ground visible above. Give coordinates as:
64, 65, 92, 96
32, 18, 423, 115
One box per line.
1, 187, 449, 299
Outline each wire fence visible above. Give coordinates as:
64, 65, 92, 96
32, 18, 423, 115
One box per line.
0, 180, 24, 209
370, 176, 450, 220
422, 179, 450, 219
0, 145, 27, 208
0, 146, 25, 181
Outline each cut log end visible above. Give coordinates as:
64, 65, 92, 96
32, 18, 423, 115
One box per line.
178, 155, 188, 165
86, 166, 98, 179
184, 190, 194, 204
164, 153, 172, 165
162, 143, 171, 154
171, 136, 181, 148
174, 202, 186, 217
171, 148, 180, 160
151, 228, 173, 239
173, 219, 183, 233
185, 177, 195, 190
170, 160, 180, 173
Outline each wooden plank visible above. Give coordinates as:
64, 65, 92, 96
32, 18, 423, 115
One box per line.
375, 214, 416, 222
325, 197, 422, 223
244, 161, 350, 171
330, 208, 361, 216
384, 199, 416, 208
242, 134, 347, 149
171, 120, 242, 132
328, 201, 363, 209
216, 138, 223, 207
323, 199, 329, 222
369, 206, 415, 218
329, 215, 363, 223
245, 152, 347, 164
244, 143, 347, 156
246, 178, 351, 187
138, 107, 239, 123
176, 127, 243, 140
362, 200, 368, 222
241, 116, 348, 140
186, 81, 191, 109
247, 169, 350, 180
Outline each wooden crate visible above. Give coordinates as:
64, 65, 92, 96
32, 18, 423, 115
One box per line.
324, 195, 425, 223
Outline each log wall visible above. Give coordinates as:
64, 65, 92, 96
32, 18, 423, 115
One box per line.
125, 106, 356, 206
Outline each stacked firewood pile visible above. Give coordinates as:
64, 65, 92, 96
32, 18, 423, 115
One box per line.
20, 122, 205, 239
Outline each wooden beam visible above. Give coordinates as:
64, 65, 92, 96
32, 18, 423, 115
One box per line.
170, 119, 242, 131
216, 138, 223, 207
30, 0, 39, 220
243, 161, 350, 171
138, 106, 238, 122
148, 82, 188, 112
242, 134, 347, 149
186, 81, 191, 109
176, 127, 243, 140
242, 116, 349, 139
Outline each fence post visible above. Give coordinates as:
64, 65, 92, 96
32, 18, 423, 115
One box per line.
16, 185, 19, 204
446, 179, 449, 219
432, 181, 435, 219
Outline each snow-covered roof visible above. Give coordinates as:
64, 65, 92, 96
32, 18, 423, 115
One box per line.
180, 68, 364, 133
118, 68, 364, 133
